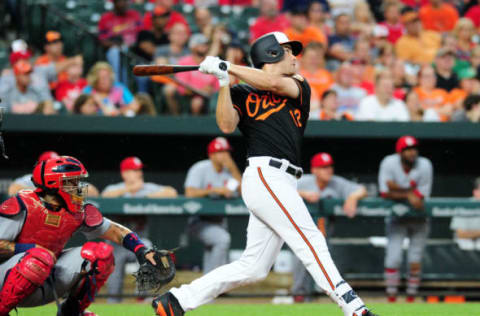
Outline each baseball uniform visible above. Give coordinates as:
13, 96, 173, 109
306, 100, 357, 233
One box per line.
169, 74, 369, 316
292, 174, 363, 297
101, 183, 159, 303
184, 159, 236, 273
378, 153, 433, 298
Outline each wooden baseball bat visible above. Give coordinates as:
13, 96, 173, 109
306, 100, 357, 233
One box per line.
133, 64, 199, 76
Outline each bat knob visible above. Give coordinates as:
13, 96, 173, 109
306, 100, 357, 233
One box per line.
219, 62, 227, 71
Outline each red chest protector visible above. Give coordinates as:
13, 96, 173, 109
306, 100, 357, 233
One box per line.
15, 190, 85, 256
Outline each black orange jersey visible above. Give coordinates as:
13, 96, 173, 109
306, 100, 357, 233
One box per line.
230, 76, 311, 166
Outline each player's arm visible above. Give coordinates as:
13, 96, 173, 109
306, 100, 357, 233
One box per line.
228, 64, 299, 99
0, 240, 15, 257
100, 221, 156, 265
7, 183, 28, 196
216, 85, 240, 134
101, 187, 128, 198
456, 229, 480, 239
146, 186, 178, 198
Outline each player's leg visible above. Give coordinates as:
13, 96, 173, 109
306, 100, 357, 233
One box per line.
384, 218, 407, 302
106, 244, 134, 303
161, 213, 283, 313
291, 255, 315, 302
0, 248, 55, 315
406, 220, 430, 302
193, 221, 231, 274
248, 166, 369, 316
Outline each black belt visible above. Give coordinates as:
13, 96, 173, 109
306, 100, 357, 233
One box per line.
246, 159, 303, 179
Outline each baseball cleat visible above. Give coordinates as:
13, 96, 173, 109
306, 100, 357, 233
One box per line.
353, 309, 379, 316
152, 292, 184, 316
82, 312, 98, 316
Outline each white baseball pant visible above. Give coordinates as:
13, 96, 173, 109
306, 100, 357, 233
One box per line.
171, 157, 367, 316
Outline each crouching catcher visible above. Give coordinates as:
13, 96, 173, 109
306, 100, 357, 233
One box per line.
0, 156, 175, 316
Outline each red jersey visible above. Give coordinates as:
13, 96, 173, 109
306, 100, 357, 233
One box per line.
142, 11, 189, 33
98, 9, 142, 46
249, 15, 290, 42
55, 78, 88, 111
379, 22, 404, 44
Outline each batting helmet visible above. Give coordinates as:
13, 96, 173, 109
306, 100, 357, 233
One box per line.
396, 135, 419, 153
250, 32, 303, 69
32, 156, 88, 213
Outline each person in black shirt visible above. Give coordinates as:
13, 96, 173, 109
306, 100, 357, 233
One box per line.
152, 32, 377, 316
435, 48, 459, 92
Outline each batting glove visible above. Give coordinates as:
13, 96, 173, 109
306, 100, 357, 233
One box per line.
199, 56, 230, 87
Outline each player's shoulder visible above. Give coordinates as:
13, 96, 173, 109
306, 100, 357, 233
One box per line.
417, 156, 433, 168
0, 194, 27, 217
102, 182, 125, 193
298, 174, 315, 185
189, 159, 211, 171
381, 153, 399, 165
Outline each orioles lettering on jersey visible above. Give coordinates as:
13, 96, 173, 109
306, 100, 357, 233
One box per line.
244, 92, 289, 121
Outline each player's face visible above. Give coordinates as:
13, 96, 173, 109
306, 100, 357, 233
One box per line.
313, 166, 334, 182
122, 169, 144, 183
277, 45, 297, 76
401, 147, 418, 164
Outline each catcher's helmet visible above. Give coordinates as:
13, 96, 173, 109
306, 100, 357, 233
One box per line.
250, 32, 303, 69
32, 156, 88, 213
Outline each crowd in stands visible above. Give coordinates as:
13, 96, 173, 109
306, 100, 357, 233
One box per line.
2, 0, 480, 121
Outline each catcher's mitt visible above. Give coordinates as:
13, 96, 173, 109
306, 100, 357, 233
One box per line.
134, 249, 176, 293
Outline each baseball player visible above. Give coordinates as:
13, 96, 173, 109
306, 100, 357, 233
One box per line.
292, 152, 368, 302
184, 137, 241, 274
8, 151, 99, 197
0, 156, 160, 316
102, 156, 178, 303
379, 135, 433, 303
152, 32, 377, 316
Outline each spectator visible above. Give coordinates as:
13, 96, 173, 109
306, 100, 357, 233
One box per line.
470, 46, 480, 78
2, 60, 54, 114
379, 135, 433, 303
307, 1, 331, 37
299, 42, 333, 109
327, 14, 356, 71
379, 2, 405, 44
134, 93, 157, 116
351, 1, 376, 37
465, 0, 480, 29
155, 23, 191, 64
329, 0, 365, 17
357, 71, 410, 121
102, 156, 177, 303
434, 48, 459, 92
447, 67, 479, 110
331, 62, 367, 115
130, 31, 157, 93
350, 40, 376, 93
98, 0, 143, 83
391, 59, 415, 100
225, 41, 248, 86
414, 64, 451, 120
284, 7, 327, 48
184, 137, 241, 274
395, 9, 441, 65
193, 8, 228, 57
291, 152, 367, 302
55, 59, 87, 112
452, 18, 476, 62
72, 94, 100, 115
142, 2, 189, 34
401, 0, 429, 9
451, 93, 480, 122
310, 89, 354, 120
405, 89, 441, 121
165, 34, 219, 115
8, 150, 99, 196
419, 0, 459, 32
83, 62, 138, 116
249, 0, 290, 42
375, 43, 395, 72
450, 177, 480, 251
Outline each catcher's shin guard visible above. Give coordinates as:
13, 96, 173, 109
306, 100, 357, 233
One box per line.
59, 242, 114, 315
153, 292, 184, 316
0, 248, 55, 316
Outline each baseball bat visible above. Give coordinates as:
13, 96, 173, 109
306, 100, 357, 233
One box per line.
133, 64, 199, 76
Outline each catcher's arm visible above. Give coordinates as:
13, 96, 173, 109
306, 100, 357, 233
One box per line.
100, 221, 156, 265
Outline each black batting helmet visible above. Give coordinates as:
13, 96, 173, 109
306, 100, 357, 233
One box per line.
249, 32, 303, 69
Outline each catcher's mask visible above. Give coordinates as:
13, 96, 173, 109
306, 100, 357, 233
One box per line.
32, 156, 89, 213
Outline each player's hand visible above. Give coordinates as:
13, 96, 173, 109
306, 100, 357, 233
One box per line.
199, 56, 230, 87
211, 187, 234, 198
343, 197, 358, 218
303, 191, 320, 204
145, 251, 157, 266
407, 191, 424, 210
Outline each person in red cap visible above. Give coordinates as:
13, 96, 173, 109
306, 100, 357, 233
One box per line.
291, 152, 368, 302
101, 156, 177, 302
2, 60, 54, 114
8, 151, 99, 197
378, 135, 433, 303
183, 137, 241, 274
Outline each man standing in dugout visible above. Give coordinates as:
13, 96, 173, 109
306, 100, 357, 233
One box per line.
152, 32, 378, 316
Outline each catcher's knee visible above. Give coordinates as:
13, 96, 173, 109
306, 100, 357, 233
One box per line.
17, 248, 55, 285
80, 242, 115, 280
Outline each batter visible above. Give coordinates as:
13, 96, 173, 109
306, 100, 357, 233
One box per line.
152, 32, 377, 316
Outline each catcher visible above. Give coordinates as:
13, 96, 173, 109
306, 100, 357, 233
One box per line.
0, 155, 175, 316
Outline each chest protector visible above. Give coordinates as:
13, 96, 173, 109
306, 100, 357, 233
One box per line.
15, 190, 85, 256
